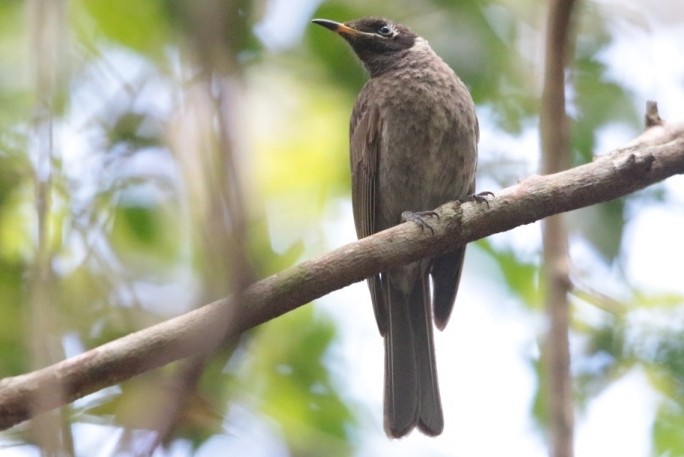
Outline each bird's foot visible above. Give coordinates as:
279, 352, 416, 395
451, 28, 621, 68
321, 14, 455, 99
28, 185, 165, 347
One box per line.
463, 191, 494, 208
401, 210, 439, 235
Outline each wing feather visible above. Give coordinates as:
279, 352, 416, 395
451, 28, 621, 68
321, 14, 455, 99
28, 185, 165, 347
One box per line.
350, 92, 387, 334
431, 180, 476, 329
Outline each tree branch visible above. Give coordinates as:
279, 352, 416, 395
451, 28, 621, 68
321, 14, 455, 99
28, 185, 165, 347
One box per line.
540, 0, 577, 454
1, 127, 684, 431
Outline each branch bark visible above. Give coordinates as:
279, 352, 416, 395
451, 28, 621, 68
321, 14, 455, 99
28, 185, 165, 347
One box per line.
1, 127, 683, 431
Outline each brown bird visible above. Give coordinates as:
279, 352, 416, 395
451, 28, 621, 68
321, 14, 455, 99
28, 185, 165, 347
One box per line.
312, 17, 479, 437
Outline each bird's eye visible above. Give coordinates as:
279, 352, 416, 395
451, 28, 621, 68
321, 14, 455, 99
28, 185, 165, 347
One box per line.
377, 24, 393, 36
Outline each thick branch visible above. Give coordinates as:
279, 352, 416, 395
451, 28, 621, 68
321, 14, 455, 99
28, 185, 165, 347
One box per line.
1, 130, 683, 430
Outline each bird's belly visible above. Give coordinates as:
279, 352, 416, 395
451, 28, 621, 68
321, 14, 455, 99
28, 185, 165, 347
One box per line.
375, 124, 476, 230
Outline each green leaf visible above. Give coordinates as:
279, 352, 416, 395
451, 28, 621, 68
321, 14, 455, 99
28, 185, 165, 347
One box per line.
243, 306, 356, 455
653, 402, 684, 456
110, 200, 180, 276
75, 0, 170, 56
477, 239, 540, 307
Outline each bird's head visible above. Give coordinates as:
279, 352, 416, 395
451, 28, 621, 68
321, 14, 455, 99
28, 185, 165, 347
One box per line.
312, 17, 418, 76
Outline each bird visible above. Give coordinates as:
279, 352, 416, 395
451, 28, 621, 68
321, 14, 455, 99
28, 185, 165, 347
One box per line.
312, 17, 479, 438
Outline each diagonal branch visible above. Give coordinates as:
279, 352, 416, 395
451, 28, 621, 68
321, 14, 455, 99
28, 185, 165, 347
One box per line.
1, 127, 684, 431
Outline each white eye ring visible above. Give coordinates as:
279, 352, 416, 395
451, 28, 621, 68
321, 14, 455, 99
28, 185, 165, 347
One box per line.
377, 24, 394, 37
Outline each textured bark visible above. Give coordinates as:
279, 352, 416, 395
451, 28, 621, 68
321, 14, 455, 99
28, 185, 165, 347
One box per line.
0, 125, 683, 431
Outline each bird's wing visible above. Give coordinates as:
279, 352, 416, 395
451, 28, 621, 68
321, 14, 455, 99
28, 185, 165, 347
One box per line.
431, 179, 476, 330
350, 91, 387, 335
350, 93, 381, 240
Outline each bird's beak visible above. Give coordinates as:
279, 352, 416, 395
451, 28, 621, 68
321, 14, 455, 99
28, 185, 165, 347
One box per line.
311, 18, 361, 38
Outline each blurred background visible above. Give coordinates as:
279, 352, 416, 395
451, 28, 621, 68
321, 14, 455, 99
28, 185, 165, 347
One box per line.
1, 0, 684, 455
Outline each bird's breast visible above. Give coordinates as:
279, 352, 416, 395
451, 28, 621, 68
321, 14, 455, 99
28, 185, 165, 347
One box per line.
364, 69, 478, 229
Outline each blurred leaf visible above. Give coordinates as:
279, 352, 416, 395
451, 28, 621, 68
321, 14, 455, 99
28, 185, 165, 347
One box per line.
83, 367, 224, 446
118, 205, 158, 244
163, 0, 261, 65
653, 401, 684, 456
574, 317, 630, 406
110, 201, 180, 276
243, 306, 356, 456
108, 112, 163, 150
308, 3, 369, 91
651, 335, 684, 399
530, 353, 548, 433
0, 260, 27, 376
0, 1, 31, 125
87, 306, 168, 347
635, 293, 684, 310
570, 199, 625, 261
572, 56, 639, 165
0, 150, 30, 376
477, 239, 540, 307
76, 0, 170, 57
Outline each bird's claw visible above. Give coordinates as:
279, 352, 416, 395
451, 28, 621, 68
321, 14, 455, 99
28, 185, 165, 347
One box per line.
401, 210, 438, 235
463, 191, 494, 208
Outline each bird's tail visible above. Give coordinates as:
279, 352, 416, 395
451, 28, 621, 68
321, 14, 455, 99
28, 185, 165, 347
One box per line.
384, 273, 443, 438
